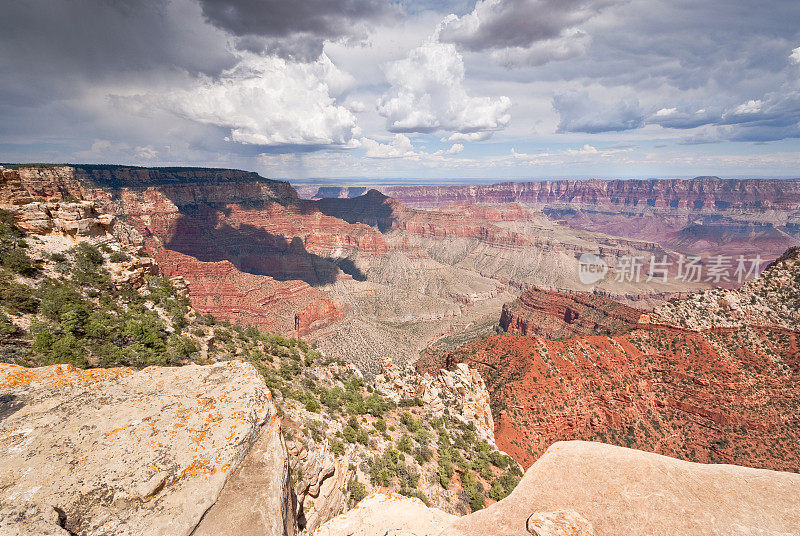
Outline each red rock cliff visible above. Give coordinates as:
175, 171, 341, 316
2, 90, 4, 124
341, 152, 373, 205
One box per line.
499, 288, 642, 339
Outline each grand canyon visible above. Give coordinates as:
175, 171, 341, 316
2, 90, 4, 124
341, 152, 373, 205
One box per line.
1, 164, 799, 535
4, 0, 800, 533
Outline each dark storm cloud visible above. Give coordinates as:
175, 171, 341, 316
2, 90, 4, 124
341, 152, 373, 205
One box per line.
439, 0, 621, 51
197, 0, 398, 60
646, 86, 800, 142
553, 91, 644, 133
647, 108, 724, 131
0, 0, 236, 105
535, 0, 800, 141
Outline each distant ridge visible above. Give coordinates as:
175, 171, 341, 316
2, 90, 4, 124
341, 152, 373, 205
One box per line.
1, 163, 287, 189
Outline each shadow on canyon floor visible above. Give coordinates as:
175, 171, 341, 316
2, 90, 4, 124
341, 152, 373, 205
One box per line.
164, 206, 366, 286
315, 190, 397, 233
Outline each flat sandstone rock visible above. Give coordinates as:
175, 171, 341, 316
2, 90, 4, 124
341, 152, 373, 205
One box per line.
0, 361, 286, 536
312, 493, 457, 536
442, 441, 800, 536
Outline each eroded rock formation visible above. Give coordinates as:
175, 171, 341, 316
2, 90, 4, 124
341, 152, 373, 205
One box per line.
438, 247, 800, 471
500, 288, 642, 339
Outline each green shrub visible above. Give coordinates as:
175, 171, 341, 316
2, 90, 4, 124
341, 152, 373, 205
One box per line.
108, 251, 130, 263
1, 248, 37, 276
305, 397, 321, 413
347, 477, 367, 506
397, 434, 414, 453
330, 438, 345, 456
488, 470, 521, 501
0, 312, 18, 339
363, 393, 389, 417
461, 471, 485, 512
438, 451, 454, 488
400, 412, 419, 432
0, 276, 39, 314
343, 425, 358, 443
414, 444, 433, 464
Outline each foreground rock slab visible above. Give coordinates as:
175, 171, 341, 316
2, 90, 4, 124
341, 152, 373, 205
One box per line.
442, 441, 800, 536
313, 493, 457, 536
0, 361, 290, 536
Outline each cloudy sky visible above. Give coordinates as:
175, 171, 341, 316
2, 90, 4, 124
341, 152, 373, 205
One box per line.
2, 0, 799, 181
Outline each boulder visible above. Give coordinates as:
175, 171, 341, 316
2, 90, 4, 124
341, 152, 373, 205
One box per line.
312, 493, 457, 536
0, 361, 293, 536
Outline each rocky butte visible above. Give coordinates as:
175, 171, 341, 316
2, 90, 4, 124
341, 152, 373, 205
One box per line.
428, 247, 800, 472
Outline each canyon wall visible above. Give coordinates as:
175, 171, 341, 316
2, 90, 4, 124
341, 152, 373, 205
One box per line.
305, 177, 800, 211
2, 165, 705, 370
304, 178, 800, 259
432, 247, 800, 472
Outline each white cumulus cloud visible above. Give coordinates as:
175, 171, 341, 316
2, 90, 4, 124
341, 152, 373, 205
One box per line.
790, 46, 800, 64
361, 134, 416, 158
140, 53, 358, 146
731, 99, 764, 115
378, 40, 511, 138
446, 143, 464, 155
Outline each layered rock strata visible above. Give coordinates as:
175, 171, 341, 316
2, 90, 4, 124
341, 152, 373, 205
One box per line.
304, 178, 800, 259
437, 247, 800, 471
500, 288, 642, 339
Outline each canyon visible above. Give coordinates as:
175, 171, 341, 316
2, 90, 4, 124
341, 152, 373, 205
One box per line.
300, 177, 800, 260
1, 165, 800, 535
0, 201, 519, 533
1, 165, 706, 373
426, 248, 800, 472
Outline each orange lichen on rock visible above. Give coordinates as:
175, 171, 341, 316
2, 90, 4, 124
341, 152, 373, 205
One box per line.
0, 363, 134, 389
0, 360, 277, 535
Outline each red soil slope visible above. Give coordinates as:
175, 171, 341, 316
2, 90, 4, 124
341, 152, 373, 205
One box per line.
445, 326, 800, 471
429, 251, 800, 471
